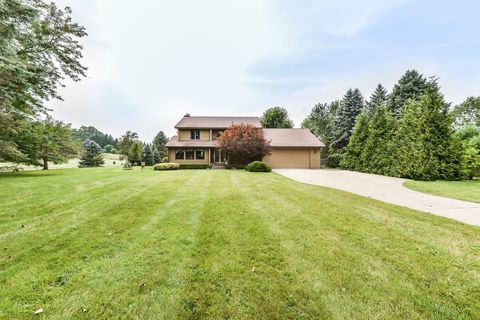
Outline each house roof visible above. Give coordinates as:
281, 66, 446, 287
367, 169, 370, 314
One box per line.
175, 116, 261, 129
262, 128, 325, 147
165, 136, 217, 148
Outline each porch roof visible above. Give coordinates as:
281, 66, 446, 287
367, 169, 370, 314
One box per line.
165, 136, 217, 148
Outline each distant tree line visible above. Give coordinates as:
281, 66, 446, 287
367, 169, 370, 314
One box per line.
72, 126, 118, 149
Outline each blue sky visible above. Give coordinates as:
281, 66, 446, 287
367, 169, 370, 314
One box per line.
51, 0, 480, 139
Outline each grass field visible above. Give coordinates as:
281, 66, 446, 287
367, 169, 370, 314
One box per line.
1, 168, 479, 319
0, 153, 122, 171
404, 180, 480, 203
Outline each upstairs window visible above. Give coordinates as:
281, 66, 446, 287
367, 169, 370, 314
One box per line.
191, 129, 200, 140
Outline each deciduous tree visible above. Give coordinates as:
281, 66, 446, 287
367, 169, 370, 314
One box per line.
17, 116, 78, 170
301, 101, 339, 155
260, 107, 294, 128
452, 96, 480, 127
217, 124, 271, 165
0, 0, 87, 161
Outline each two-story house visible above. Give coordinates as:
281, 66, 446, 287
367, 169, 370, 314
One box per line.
165, 115, 324, 168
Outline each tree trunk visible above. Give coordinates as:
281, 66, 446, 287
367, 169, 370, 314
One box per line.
42, 159, 48, 170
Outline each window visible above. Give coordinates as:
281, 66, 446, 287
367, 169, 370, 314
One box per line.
186, 149, 195, 160
195, 149, 205, 160
175, 149, 184, 160
191, 129, 200, 140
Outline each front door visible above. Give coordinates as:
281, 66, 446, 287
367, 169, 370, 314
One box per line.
213, 149, 226, 163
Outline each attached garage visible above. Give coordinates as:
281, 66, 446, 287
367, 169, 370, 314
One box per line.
264, 148, 321, 168
262, 129, 324, 169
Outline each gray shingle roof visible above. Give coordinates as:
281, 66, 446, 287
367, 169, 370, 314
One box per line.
262, 128, 325, 147
175, 116, 261, 129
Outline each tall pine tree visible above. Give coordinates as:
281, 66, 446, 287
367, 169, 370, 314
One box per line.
388, 69, 428, 116
393, 81, 462, 180
366, 84, 388, 116
143, 144, 155, 166
332, 88, 364, 151
340, 112, 370, 171
362, 106, 396, 175
152, 146, 161, 164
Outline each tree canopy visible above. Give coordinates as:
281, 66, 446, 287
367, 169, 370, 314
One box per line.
452, 96, 480, 127
217, 124, 271, 165
260, 107, 294, 128
387, 69, 428, 116
301, 101, 339, 155
17, 116, 78, 170
0, 0, 87, 163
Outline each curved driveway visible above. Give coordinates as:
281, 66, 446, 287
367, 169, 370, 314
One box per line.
275, 169, 480, 227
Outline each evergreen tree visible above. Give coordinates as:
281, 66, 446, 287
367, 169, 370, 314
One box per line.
152, 146, 161, 164
366, 84, 388, 115
387, 69, 428, 116
362, 106, 396, 175
143, 144, 155, 166
128, 141, 143, 165
332, 88, 365, 151
340, 112, 370, 171
153, 130, 169, 158
393, 82, 462, 180
79, 140, 104, 167
260, 107, 294, 128
301, 101, 339, 155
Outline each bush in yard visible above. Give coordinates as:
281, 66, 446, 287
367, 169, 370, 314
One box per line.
245, 161, 271, 172
179, 164, 209, 169
153, 163, 180, 170
326, 153, 343, 168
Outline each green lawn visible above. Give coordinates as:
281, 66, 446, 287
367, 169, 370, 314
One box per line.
1, 168, 479, 319
404, 180, 480, 203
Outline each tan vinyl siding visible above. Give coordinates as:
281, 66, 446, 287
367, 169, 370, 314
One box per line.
178, 129, 210, 141
263, 147, 320, 168
309, 148, 321, 168
168, 148, 210, 164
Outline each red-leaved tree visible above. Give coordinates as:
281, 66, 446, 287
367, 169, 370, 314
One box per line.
217, 124, 271, 164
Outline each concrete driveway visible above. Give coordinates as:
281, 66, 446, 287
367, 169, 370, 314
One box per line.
274, 169, 480, 227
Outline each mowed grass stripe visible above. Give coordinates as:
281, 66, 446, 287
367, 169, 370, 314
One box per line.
0, 170, 200, 318
0, 168, 151, 234
235, 172, 480, 319
45, 171, 212, 319
176, 171, 326, 319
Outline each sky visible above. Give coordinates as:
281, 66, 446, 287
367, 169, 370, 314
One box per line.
51, 0, 480, 140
